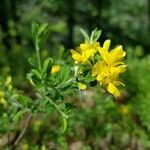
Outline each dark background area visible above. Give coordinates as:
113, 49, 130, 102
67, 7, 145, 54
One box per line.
0, 0, 149, 85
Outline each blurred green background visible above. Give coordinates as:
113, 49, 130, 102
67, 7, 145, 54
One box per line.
0, 0, 150, 149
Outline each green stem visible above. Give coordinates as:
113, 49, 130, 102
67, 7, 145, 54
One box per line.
45, 96, 68, 118
56, 78, 75, 89
36, 49, 42, 71
78, 86, 84, 102
90, 30, 94, 44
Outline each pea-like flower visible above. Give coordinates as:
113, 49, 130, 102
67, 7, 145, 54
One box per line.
51, 65, 61, 74
92, 40, 127, 97
71, 42, 100, 63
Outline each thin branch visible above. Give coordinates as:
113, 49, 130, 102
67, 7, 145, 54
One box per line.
12, 113, 32, 148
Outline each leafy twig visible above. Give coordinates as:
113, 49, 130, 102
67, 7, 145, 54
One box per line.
45, 96, 68, 118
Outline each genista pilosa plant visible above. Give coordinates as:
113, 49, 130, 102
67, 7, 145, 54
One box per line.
20, 23, 127, 131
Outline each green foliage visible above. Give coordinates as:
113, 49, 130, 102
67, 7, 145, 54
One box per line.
124, 47, 150, 133
32, 23, 50, 51
0, 0, 149, 149
80, 28, 102, 44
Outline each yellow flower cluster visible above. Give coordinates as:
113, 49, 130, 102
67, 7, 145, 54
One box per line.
71, 42, 100, 63
71, 39, 127, 97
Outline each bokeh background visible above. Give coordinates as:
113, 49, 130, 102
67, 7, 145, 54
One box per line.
0, 0, 150, 149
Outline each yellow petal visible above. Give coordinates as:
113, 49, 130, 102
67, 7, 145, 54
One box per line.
78, 83, 87, 90
93, 42, 100, 49
112, 65, 127, 77
82, 50, 93, 62
80, 43, 89, 51
107, 83, 121, 97
95, 61, 108, 82
51, 65, 60, 74
92, 61, 100, 77
108, 45, 126, 65
71, 49, 83, 62
98, 47, 108, 62
92, 60, 108, 77
110, 65, 126, 76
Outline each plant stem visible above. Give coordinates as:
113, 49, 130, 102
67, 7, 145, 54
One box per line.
56, 78, 75, 89
12, 113, 32, 148
36, 50, 42, 71
45, 96, 68, 118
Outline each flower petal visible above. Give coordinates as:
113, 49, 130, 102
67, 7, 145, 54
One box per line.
98, 47, 108, 62
107, 83, 121, 97
51, 65, 60, 74
92, 61, 101, 77
71, 49, 83, 62
108, 45, 126, 65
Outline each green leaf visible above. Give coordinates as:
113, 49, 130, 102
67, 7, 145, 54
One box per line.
18, 94, 33, 107
91, 29, 102, 43
10, 99, 22, 108
38, 98, 49, 112
61, 84, 75, 92
32, 23, 50, 51
31, 69, 42, 79
65, 103, 76, 112
59, 65, 70, 83
28, 57, 38, 68
37, 23, 49, 36
62, 115, 67, 132
12, 109, 27, 121
32, 23, 39, 41
27, 73, 42, 87
84, 72, 95, 82
42, 57, 53, 76
80, 28, 90, 42
36, 23, 50, 50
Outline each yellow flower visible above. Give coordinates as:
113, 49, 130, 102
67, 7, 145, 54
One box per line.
71, 42, 100, 63
92, 60, 124, 97
51, 65, 60, 74
0, 91, 7, 107
92, 40, 127, 97
98, 39, 126, 67
78, 83, 87, 90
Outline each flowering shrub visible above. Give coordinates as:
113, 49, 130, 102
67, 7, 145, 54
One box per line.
26, 24, 127, 131
1, 24, 127, 130
0, 23, 128, 149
